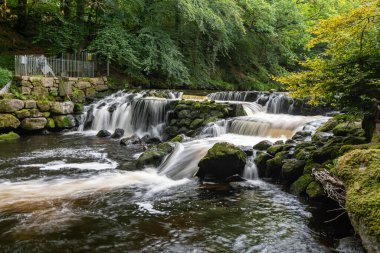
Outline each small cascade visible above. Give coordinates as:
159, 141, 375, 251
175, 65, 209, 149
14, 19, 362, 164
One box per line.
79, 91, 177, 138
208, 91, 249, 101
201, 119, 230, 137
243, 154, 258, 180
266, 93, 294, 114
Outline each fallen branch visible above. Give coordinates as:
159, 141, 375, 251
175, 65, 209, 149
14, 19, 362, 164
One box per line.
312, 168, 346, 208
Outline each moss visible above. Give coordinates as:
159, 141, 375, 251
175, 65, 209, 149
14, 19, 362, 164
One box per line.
336, 149, 380, 240
306, 181, 324, 199
303, 163, 321, 174
37, 100, 51, 112
267, 145, 284, 155
14, 109, 30, 119
74, 103, 84, 113
45, 118, 55, 128
0, 114, 20, 129
290, 174, 313, 195
170, 134, 186, 143
0, 131, 20, 141
190, 118, 204, 129
332, 122, 364, 137
315, 118, 338, 133
136, 142, 174, 168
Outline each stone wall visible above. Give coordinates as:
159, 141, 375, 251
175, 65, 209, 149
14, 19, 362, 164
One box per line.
13, 76, 109, 102
0, 99, 81, 132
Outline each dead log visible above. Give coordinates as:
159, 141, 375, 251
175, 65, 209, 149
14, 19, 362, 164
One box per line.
312, 168, 346, 207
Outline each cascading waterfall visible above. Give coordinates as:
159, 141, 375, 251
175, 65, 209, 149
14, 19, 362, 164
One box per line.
79, 91, 180, 138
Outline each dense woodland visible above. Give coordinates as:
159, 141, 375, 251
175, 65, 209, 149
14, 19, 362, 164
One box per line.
0, 0, 379, 125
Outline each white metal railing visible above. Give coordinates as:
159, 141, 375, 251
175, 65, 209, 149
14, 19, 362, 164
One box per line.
15, 53, 96, 77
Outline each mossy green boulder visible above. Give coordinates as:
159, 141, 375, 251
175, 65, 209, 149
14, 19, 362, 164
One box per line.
196, 142, 247, 182
0, 131, 20, 141
136, 142, 174, 168
306, 181, 324, 199
0, 114, 20, 130
254, 151, 273, 177
170, 134, 187, 143
53, 115, 76, 128
14, 109, 30, 119
20, 118, 47, 130
253, 140, 273, 151
281, 159, 306, 183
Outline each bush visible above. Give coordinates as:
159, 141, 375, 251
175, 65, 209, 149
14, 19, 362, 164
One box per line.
0, 67, 12, 89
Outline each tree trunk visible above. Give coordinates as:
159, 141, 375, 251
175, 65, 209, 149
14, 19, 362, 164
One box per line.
362, 100, 378, 141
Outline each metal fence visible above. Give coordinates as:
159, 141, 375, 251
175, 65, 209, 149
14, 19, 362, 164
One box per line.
15, 53, 97, 77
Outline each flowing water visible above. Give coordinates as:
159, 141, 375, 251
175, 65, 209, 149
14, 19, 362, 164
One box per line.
0, 91, 363, 252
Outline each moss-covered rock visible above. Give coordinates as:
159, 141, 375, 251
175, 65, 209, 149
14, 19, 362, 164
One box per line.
20, 117, 47, 130
0, 114, 20, 130
53, 115, 76, 128
169, 134, 187, 143
74, 103, 84, 113
196, 142, 247, 182
136, 142, 174, 168
306, 181, 325, 199
336, 149, 380, 242
267, 145, 284, 156
0, 131, 20, 141
290, 174, 313, 195
36, 101, 51, 112
316, 118, 338, 133
281, 159, 306, 183
51, 102, 74, 115
332, 122, 364, 137
45, 118, 55, 128
266, 151, 289, 179
97, 130, 111, 138
14, 109, 30, 119
0, 99, 24, 113
253, 140, 273, 151
254, 151, 273, 177
190, 118, 204, 129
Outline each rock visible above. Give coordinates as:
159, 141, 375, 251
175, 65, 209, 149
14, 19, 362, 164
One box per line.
336, 149, 380, 249
20, 117, 47, 130
96, 130, 111, 138
267, 145, 284, 156
333, 122, 365, 137
136, 142, 174, 168
306, 181, 325, 199
95, 85, 108, 91
85, 87, 96, 97
51, 102, 74, 114
45, 118, 55, 128
29, 108, 43, 118
14, 109, 30, 119
311, 131, 332, 143
41, 78, 54, 88
0, 99, 24, 113
253, 140, 273, 151
111, 128, 124, 138
169, 134, 187, 143
18, 86, 31, 95
266, 151, 289, 179
281, 159, 306, 183
31, 87, 49, 97
290, 174, 313, 195
37, 101, 51, 112
0, 114, 20, 129
0, 131, 20, 141
316, 118, 338, 133
195, 142, 247, 182
190, 118, 204, 129
24, 100, 37, 109
120, 135, 141, 146
254, 151, 273, 177
53, 115, 76, 128
274, 140, 284, 145
76, 81, 91, 89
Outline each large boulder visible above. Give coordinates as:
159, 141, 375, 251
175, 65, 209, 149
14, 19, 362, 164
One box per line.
254, 151, 273, 177
53, 115, 76, 128
51, 102, 74, 114
195, 142, 247, 182
290, 174, 313, 195
20, 117, 47, 130
136, 142, 174, 168
0, 99, 24, 113
0, 114, 20, 130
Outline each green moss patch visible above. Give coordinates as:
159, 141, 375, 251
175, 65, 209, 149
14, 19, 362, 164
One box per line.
336, 149, 380, 240
0, 131, 20, 141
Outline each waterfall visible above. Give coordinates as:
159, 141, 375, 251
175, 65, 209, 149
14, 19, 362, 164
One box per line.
79, 91, 177, 138
243, 154, 258, 180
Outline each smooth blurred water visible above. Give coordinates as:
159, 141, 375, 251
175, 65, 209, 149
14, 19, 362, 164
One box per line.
0, 134, 363, 253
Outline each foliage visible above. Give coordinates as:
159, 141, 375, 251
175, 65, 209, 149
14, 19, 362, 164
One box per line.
0, 67, 11, 88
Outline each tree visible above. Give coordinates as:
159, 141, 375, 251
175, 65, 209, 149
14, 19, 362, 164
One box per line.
275, 0, 380, 140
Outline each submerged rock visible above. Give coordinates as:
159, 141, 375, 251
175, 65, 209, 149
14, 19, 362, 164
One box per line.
195, 142, 247, 182
0, 131, 20, 141
111, 128, 124, 138
97, 130, 111, 138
